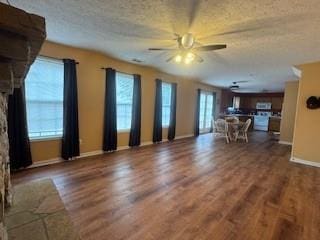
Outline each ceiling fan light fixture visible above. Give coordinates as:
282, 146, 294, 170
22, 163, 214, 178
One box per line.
181, 33, 194, 49
149, 32, 227, 65
174, 54, 182, 63
184, 57, 192, 65
184, 52, 195, 64
186, 52, 195, 60
229, 85, 239, 90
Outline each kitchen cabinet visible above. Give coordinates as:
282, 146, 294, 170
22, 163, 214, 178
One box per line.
235, 93, 284, 111
239, 97, 251, 109
220, 89, 234, 112
271, 97, 283, 110
268, 117, 281, 132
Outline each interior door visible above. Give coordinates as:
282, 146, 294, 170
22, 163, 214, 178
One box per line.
199, 91, 216, 133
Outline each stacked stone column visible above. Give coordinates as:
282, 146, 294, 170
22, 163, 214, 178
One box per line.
0, 93, 11, 240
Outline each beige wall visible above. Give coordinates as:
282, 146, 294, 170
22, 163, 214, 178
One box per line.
292, 61, 320, 163
279, 81, 299, 143
31, 41, 221, 162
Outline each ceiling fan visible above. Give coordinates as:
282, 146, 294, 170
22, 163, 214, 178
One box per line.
229, 81, 249, 90
148, 33, 227, 64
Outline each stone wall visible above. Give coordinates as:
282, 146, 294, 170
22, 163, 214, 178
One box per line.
0, 3, 45, 239
0, 93, 11, 240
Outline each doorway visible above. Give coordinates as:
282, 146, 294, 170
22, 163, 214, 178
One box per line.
199, 91, 216, 133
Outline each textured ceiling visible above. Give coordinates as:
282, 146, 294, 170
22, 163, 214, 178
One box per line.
9, 0, 320, 92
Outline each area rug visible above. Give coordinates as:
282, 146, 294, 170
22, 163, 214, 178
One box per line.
5, 178, 80, 240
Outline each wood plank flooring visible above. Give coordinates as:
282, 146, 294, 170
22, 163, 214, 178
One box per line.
12, 132, 320, 240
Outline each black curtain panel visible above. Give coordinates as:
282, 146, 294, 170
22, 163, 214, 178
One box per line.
61, 59, 80, 160
8, 87, 32, 170
194, 89, 201, 137
129, 74, 141, 147
153, 79, 162, 142
168, 83, 177, 141
210, 92, 217, 133
103, 68, 117, 151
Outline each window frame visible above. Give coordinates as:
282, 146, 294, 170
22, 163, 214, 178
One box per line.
161, 81, 172, 128
25, 56, 64, 141
115, 71, 134, 132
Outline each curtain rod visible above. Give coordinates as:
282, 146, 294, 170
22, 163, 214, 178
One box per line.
39, 55, 79, 64
100, 67, 134, 75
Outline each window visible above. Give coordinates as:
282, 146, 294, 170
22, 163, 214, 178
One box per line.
116, 72, 134, 130
25, 57, 64, 140
199, 91, 216, 133
233, 96, 240, 109
162, 82, 172, 127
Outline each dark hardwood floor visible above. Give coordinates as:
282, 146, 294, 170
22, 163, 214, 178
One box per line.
12, 132, 320, 240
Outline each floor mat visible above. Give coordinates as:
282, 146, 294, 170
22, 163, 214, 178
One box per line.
5, 178, 80, 240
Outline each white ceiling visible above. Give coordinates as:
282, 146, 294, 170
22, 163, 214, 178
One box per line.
9, 0, 320, 92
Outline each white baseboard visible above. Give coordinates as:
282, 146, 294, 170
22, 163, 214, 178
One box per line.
30, 158, 65, 168
29, 150, 104, 168
78, 150, 104, 158
290, 157, 320, 168
140, 141, 153, 146
29, 134, 195, 169
278, 141, 292, 146
175, 134, 194, 140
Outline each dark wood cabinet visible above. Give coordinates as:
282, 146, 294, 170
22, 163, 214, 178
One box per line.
268, 117, 281, 132
220, 89, 235, 112
220, 91, 284, 113
237, 93, 284, 111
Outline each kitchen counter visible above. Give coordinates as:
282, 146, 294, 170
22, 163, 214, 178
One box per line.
219, 114, 281, 132
220, 114, 255, 117
220, 114, 281, 119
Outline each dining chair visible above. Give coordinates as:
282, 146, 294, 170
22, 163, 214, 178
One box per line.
213, 119, 229, 143
236, 119, 252, 143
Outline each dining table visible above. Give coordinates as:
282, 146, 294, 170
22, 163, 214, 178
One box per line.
227, 121, 245, 141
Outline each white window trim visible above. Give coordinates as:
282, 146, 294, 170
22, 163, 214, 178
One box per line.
117, 129, 131, 133
29, 136, 62, 142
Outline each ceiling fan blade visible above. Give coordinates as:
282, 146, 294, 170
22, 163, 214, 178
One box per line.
229, 85, 240, 89
200, 14, 306, 42
234, 80, 249, 84
166, 56, 175, 62
214, 27, 260, 37
196, 56, 204, 63
192, 52, 204, 63
200, 28, 258, 41
148, 48, 176, 51
194, 44, 227, 51
173, 33, 181, 39
188, 0, 201, 30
